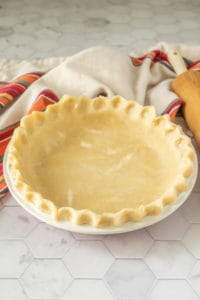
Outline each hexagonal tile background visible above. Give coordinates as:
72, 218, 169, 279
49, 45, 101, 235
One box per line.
61, 280, 114, 300
188, 261, 200, 297
0, 240, 33, 278
149, 280, 200, 300
0, 207, 38, 238
147, 211, 189, 240
104, 229, 153, 258
181, 193, 200, 223
0, 0, 199, 60
20, 259, 72, 299
0, 0, 200, 299
183, 224, 200, 258
27, 223, 75, 258
105, 259, 155, 299
0, 279, 29, 300
145, 241, 195, 279
63, 240, 114, 278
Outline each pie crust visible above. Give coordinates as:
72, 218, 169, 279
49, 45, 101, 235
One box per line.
7, 95, 195, 227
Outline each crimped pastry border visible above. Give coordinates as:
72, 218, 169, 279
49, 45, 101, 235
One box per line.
7, 95, 195, 227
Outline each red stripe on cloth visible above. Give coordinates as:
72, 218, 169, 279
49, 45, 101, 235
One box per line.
131, 50, 170, 68
28, 89, 59, 114
165, 99, 184, 114
0, 163, 3, 174
38, 89, 59, 102
189, 61, 200, 70
0, 83, 25, 95
0, 137, 11, 157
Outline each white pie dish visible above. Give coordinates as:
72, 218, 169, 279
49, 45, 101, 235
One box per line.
3, 144, 198, 235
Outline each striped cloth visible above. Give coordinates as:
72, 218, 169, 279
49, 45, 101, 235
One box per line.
0, 73, 59, 197
0, 48, 200, 197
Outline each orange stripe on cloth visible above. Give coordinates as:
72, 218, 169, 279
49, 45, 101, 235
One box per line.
0, 96, 9, 106
190, 61, 200, 71
0, 178, 7, 191
28, 95, 58, 114
2, 93, 13, 101
0, 72, 44, 111
14, 72, 44, 84
0, 137, 11, 157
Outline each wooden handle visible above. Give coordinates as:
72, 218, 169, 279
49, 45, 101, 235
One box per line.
173, 71, 200, 148
168, 50, 187, 75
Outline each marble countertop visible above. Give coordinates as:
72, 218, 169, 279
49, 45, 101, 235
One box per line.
0, 0, 200, 59
1, 0, 200, 299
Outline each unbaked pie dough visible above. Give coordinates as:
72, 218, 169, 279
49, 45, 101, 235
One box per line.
7, 95, 195, 227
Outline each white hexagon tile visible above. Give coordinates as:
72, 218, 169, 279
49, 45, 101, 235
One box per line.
145, 241, 195, 279
26, 223, 75, 258
63, 240, 114, 278
1, 191, 19, 206
20, 260, 72, 299
149, 280, 200, 300
183, 224, 200, 258
0, 240, 33, 278
61, 280, 114, 300
147, 211, 189, 240
0, 280, 29, 300
104, 229, 153, 258
0, 206, 38, 238
1, 0, 200, 299
181, 192, 200, 223
189, 261, 200, 297
104, 259, 155, 299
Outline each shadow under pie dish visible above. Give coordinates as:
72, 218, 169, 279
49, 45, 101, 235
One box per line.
7, 95, 195, 227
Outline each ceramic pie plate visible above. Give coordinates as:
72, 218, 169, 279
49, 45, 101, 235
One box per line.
3, 145, 198, 235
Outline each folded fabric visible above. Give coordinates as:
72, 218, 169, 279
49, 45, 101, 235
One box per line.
1, 44, 200, 197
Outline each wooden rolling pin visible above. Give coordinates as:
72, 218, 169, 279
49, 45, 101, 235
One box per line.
168, 50, 200, 147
